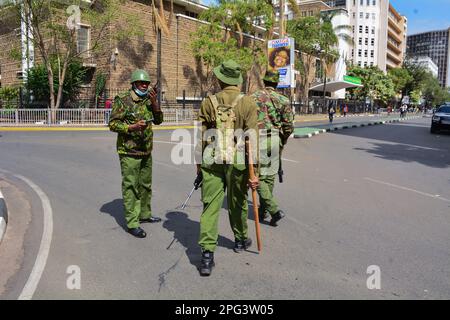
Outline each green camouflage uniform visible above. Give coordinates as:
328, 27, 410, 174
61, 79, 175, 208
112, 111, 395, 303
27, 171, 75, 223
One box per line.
109, 89, 163, 228
252, 87, 294, 218
198, 86, 258, 252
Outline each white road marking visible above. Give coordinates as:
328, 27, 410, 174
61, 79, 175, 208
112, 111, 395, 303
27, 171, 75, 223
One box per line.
0, 169, 54, 300
0, 190, 6, 243
364, 177, 450, 203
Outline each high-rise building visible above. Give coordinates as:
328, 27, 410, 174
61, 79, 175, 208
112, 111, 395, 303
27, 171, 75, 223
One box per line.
323, 0, 407, 72
406, 28, 450, 88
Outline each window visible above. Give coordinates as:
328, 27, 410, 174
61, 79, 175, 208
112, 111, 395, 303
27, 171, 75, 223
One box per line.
364, 61, 368, 67
360, 0, 363, 5
353, 12, 356, 18
309, 10, 314, 16
371, 27, 375, 34
372, 13, 376, 19
372, 0, 376, 5
360, 12, 363, 18
367, 0, 370, 5
371, 38, 375, 46
352, 49, 354, 57
359, 25, 363, 33
366, 13, 369, 19
77, 25, 90, 57
370, 62, 374, 66
364, 50, 368, 57
359, 38, 362, 45
370, 50, 374, 57
358, 49, 362, 57
358, 61, 362, 66
365, 38, 368, 45
365, 26, 369, 33
302, 11, 307, 17
185, 11, 198, 19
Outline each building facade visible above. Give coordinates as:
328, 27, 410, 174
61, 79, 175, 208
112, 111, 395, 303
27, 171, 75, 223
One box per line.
406, 28, 450, 88
1, 0, 265, 106
323, 0, 407, 72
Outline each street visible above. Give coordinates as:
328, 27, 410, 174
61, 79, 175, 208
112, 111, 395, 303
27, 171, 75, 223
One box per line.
0, 117, 449, 299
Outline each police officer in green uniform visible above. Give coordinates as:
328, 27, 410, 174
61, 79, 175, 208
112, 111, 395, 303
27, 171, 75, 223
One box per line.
109, 69, 163, 238
196, 60, 259, 276
252, 70, 294, 227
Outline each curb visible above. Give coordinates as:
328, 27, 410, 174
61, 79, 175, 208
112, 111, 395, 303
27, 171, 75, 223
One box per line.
294, 116, 420, 139
0, 189, 7, 245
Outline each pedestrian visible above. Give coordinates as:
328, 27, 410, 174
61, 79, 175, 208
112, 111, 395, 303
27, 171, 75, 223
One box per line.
252, 70, 294, 227
400, 104, 407, 118
196, 60, 259, 276
109, 69, 163, 238
328, 102, 335, 123
343, 104, 348, 117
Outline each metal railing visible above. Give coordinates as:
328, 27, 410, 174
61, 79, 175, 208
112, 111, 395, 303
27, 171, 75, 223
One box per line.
0, 108, 198, 126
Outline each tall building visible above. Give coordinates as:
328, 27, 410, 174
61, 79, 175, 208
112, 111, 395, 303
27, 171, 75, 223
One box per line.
323, 0, 407, 72
407, 28, 450, 88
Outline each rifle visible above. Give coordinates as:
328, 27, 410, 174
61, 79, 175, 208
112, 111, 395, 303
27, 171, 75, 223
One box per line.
278, 157, 284, 183
180, 172, 203, 210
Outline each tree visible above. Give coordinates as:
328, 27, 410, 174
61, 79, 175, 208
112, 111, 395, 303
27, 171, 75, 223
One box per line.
388, 68, 413, 100
287, 16, 321, 105
190, 0, 273, 93
5, 0, 142, 110
26, 58, 86, 107
347, 65, 395, 106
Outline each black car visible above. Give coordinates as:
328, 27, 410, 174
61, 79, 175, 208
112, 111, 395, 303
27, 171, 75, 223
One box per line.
430, 105, 450, 133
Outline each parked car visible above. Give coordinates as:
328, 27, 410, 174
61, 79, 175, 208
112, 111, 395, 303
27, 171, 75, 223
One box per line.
430, 105, 450, 133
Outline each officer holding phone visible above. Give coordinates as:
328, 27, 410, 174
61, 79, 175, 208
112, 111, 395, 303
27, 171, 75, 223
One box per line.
109, 69, 164, 238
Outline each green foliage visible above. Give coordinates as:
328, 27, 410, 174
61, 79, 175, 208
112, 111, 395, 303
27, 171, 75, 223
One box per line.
26, 58, 86, 107
95, 72, 107, 98
347, 65, 395, 105
190, 0, 271, 91
388, 68, 413, 95
0, 86, 20, 109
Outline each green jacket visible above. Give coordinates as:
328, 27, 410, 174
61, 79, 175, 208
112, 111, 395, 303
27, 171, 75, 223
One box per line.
252, 87, 294, 147
109, 89, 163, 156
197, 86, 258, 170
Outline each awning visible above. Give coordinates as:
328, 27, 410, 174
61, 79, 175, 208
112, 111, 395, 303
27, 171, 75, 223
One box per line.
309, 80, 363, 93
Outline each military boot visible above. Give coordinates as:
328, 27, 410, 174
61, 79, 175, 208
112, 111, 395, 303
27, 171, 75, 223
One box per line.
270, 210, 285, 227
234, 238, 252, 253
199, 250, 215, 277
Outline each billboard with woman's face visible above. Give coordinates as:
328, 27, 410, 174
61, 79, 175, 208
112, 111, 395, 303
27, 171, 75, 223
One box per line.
268, 38, 295, 88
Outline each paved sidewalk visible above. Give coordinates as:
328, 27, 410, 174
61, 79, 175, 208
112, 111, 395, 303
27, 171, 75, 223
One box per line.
294, 116, 421, 138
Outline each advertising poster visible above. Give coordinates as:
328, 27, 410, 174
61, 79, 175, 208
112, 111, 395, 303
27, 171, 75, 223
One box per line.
268, 38, 295, 88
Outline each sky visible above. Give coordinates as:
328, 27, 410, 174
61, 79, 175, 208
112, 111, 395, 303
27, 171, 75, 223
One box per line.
392, 0, 450, 35
201, 0, 450, 36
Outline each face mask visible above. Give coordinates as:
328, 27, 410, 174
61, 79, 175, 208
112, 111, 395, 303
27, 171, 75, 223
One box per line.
132, 84, 148, 97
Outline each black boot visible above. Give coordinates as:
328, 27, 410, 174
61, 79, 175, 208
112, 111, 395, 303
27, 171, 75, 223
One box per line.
234, 238, 252, 253
199, 250, 215, 276
270, 210, 285, 227
258, 209, 268, 223
127, 227, 147, 238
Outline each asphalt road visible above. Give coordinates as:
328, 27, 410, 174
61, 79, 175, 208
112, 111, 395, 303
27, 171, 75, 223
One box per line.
0, 117, 449, 299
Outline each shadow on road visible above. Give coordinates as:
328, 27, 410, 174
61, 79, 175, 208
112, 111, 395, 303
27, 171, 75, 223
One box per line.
333, 123, 450, 169
163, 211, 235, 268
100, 199, 127, 231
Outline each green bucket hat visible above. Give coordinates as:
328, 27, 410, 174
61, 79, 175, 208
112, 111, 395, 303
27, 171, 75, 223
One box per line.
263, 70, 280, 84
130, 69, 151, 84
213, 60, 243, 85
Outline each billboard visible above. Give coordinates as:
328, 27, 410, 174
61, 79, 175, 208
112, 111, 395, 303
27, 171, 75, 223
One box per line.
268, 38, 295, 88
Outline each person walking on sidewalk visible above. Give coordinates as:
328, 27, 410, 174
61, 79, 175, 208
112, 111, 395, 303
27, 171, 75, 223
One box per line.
196, 60, 259, 276
328, 102, 336, 123
109, 69, 163, 238
252, 70, 294, 227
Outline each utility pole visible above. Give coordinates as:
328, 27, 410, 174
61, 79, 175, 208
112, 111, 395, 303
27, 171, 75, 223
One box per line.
280, 0, 285, 37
